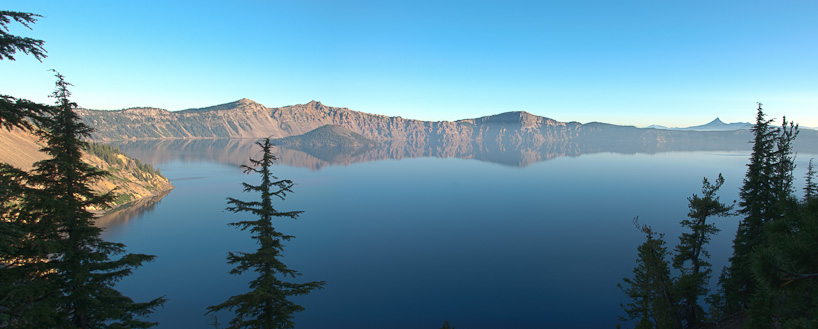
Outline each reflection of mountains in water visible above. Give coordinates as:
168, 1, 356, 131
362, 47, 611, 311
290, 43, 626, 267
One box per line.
106, 128, 818, 170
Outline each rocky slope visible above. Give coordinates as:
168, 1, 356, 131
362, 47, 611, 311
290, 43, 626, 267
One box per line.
0, 127, 174, 213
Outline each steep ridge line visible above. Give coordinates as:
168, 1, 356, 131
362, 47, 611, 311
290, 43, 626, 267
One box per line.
78, 99, 632, 143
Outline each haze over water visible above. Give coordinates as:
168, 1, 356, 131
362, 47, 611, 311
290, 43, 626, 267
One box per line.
99, 140, 816, 328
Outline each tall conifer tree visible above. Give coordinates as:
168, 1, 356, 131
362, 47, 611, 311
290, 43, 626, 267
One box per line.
806, 158, 817, 201
1, 10, 58, 327
716, 104, 800, 326
19, 73, 166, 328
718, 103, 777, 313
207, 138, 324, 329
771, 118, 798, 203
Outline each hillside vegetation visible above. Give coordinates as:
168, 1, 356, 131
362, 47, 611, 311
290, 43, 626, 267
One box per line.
0, 127, 173, 211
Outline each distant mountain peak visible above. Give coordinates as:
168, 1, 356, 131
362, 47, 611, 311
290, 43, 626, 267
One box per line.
236, 98, 259, 105
679, 117, 752, 131
708, 117, 725, 125
183, 98, 266, 112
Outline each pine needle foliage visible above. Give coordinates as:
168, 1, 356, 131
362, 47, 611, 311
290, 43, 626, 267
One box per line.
9, 72, 166, 328
0, 162, 59, 328
0, 10, 51, 132
0, 11, 46, 61
672, 174, 732, 328
207, 138, 325, 329
718, 104, 778, 313
619, 219, 681, 329
804, 158, 816, 201
0, 12, 55, 324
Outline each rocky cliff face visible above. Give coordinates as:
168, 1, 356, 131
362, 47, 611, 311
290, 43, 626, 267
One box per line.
78, 99, 818, 155
76, 99, 588, 143
0, 127, 174, 213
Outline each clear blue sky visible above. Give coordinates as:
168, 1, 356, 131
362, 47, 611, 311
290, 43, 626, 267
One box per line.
2, 0, 817, 127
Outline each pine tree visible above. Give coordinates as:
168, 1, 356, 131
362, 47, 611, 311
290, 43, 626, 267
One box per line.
771, 118, 798, 203
804, 158, 816, 201
672, 174, 732, 328
207, 138, 325, 329
16, 73, 166, 328
1, 10, 58, 327
718, 103, 777, 313
715, 104, 801, 326
619, 219, 681, 329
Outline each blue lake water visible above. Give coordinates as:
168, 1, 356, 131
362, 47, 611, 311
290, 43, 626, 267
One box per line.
99, 142, 817, 328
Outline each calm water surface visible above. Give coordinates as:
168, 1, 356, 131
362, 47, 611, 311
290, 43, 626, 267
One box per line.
99, 142, 816, 328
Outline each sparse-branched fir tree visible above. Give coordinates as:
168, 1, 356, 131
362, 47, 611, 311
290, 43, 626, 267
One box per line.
13, 72, 166, 328
439, 320, 455, 329
619, 218, 681, 329
207, 138, 325, 329
672, 174, 732, 329
0, 10, 51, 131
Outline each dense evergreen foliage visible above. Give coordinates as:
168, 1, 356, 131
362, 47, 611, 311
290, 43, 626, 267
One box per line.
620, 104, 818, 328
1, 65, 166, 325
207, 138, 324, 329
619, 220, 680, 329
804, 158, 816, 201
718, 105, 799, 327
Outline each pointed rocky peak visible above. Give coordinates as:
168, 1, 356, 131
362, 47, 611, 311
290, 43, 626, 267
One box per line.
682, 117, 752, 131
708, 117, 725, 125
305, 100, 326, 109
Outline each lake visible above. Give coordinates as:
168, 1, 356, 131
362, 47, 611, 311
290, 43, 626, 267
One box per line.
98, 139, 816, 328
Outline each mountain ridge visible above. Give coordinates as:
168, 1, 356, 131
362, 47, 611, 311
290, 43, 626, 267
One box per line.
78, 99, 580, 142
76, 100, 779, 152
